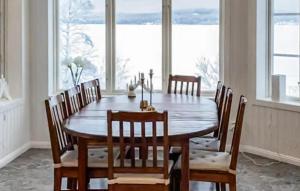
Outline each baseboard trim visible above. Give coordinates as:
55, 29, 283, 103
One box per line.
0, 142, 31, 169
239, 145, 300, 167
28, 142, 300, 167
30, 141, 51, 149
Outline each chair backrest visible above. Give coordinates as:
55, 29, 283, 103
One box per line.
167, 74, 201, 97
45, 94, 72, 165
217, 85, 226, 119
81, 79, 101, 106
218, 88, 233, 152
65, 85, 83, 116
107, 110, 169, 180
214, 81, 223, 102
229, 96, 247, 170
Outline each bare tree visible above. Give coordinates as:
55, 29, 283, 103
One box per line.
59, 0, 98, 87
195, 56, 219, 90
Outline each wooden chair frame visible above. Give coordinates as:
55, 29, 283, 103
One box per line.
173, 96, 247, 191
81, 79, 101, 106
107, 110, 170, 191
167, 74, 201, 97
65, 85, 83, 116
217, 88, 233, 152
45, 94, 108, 191
214, 82, 226, 137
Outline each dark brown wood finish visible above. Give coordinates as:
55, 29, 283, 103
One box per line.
62, 93, 219, 191
174, 96, 247, 191
65, 85, 83, 116
167, 75, 201, 97
107, 111, 170, 191
45, 94, 111, 191
81, 79, 102, 106
213, 82, 226, 137
214, 81, 223, 103
218, 88, 233, 152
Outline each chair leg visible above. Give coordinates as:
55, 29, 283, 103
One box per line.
172, 170, 181, 191
54, 169, 62, 191
221, 183, 226, 191
164, 185, 169, 191
229, 179, 236, 191
216, 183, 220, 191
67, 178, 77, 190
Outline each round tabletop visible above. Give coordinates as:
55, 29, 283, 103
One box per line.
63, 93, 219, 141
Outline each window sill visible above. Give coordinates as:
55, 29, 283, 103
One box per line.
254, 97, 300, 113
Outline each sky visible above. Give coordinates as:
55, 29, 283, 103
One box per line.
90, 0, 300, 14
275, 0, 300, 13
91, 0, 219, 14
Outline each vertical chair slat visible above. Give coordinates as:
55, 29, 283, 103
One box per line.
141, 122, 147, 167
130, 121, 135, 167
180, 81, 183, 94
119, 121, 125, 167
167, 75, 201, 97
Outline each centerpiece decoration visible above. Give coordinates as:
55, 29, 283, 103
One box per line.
127, 69, 155, 111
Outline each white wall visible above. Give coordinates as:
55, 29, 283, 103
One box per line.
26, 0, 300, 166
29, 0, 50, 146
0, 0, 31, 167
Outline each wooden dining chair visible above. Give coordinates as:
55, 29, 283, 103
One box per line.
167, 74, 201, 97
107, 110, 173, 191
64, 85, 83, 116
189, 88, 233, 153
45, 94, 117, 191
173, 95, 247, 191
213, 82, 226, 138
81, 79, 101, 106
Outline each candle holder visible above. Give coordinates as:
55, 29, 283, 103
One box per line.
127, 70, 155, 111
145, 69, 155, 111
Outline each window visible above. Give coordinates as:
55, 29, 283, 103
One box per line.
57, 0, 106, 89
270, 0, 300, 97
172, 0, 219, 91
115, 0, 162, 90
56, 0, 221, 93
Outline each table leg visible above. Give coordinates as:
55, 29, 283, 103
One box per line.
180, 138, 190, 191
78, 138, 88, 191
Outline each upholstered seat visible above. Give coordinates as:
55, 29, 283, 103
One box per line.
190, 137, 220, 151
57, 148, 119, 168
109, 160, 174, 185
175, 150, 232, 172
170, 137, 219, 154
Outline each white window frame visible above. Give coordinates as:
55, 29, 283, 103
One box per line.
54, 0, 224, 95
0, 0, 6, 77
268, 0, 300, 101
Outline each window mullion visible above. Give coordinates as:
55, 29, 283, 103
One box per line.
106, 0, 114, 93
162, 0, 171, 93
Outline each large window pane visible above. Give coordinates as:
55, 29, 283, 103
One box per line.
58, 0, 106, 89
115, 0, 162, 90
273, 56, 299, 97
274, 17, 299, 55
172, 0, 219, 91
274, 0, 300, 14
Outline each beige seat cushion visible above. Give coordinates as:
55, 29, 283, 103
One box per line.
58, 148, 119, 168
190, 137, 220, 151
170, 137, 219, 154
109, 160, 174, 185
176, 150, 231, 172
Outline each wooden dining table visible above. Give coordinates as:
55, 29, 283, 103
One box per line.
62, 93, 219, 191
